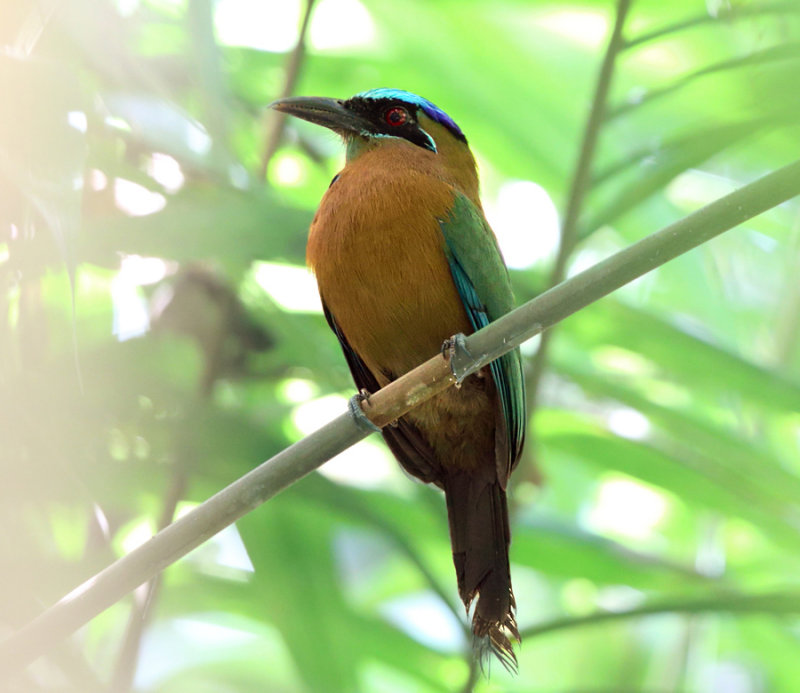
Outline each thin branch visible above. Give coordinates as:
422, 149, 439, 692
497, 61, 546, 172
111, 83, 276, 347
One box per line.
107, 468, 187, 692
622, 2, 800, 51
259, 0, 317, 180
317, 492, 465, 626
606, 43, 800, 121
526, 0, 631, 418
518, 589, 800, 641
1, 157, 800, 678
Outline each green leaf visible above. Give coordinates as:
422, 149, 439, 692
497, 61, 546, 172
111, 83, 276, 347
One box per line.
237, 496, 361, 693
538, 410, 800, 551
583, 119, 773, 236
563, 299, 800, 414
81, 185, 311, 271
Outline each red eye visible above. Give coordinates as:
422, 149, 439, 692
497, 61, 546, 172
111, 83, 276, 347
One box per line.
384, 107, 408, 126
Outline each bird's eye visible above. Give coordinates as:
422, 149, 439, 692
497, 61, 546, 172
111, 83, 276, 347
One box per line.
384, 107, 409, 126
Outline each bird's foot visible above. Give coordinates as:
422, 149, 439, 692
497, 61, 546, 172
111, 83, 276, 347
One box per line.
348, 390, 381, 433
441, 333, 473, 387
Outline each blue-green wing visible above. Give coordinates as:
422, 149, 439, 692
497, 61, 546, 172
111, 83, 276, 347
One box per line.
439, 193, 526, 482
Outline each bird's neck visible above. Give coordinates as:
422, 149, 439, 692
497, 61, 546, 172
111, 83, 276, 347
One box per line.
345, 131, 481, 207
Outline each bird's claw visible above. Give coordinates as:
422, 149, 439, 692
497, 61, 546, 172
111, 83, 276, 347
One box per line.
441, 337, 455, 359
442, 337, 463, 389
442, 333, 473, 385
348, 390, 381, 433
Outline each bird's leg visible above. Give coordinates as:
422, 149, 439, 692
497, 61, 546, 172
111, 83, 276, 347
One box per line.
441, 333, 473, 388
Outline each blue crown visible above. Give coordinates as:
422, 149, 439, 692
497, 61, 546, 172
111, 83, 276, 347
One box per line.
355, 88, 464, 140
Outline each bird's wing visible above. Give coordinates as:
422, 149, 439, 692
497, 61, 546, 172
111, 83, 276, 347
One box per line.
321, 301, 443, 485
439, 192, 526, 486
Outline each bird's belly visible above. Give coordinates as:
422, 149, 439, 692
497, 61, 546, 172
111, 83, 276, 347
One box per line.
309, 197, 471, 383
307, 166, 499, 470
319, 231, 495, 467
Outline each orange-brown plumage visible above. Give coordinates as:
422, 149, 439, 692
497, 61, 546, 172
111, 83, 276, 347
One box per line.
307, 136, 500, 474
308, 135, 471, 385
275, 90, 525, 669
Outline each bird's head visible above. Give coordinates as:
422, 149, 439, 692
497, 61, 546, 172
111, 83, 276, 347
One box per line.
270, 88, 479, 201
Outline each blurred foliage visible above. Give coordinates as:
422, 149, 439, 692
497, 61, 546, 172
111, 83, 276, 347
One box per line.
2, 0, 800, 691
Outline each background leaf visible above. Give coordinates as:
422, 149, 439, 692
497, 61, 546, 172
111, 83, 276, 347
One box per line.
3, 1, 800, 692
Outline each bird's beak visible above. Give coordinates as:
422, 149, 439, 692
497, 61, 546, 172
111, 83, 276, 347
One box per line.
269, 96, 370, 136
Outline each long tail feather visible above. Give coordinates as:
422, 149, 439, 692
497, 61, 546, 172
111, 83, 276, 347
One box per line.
443, 471, 519, 670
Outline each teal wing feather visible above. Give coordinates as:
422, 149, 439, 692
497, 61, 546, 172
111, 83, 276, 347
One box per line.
439, 193, 526, 481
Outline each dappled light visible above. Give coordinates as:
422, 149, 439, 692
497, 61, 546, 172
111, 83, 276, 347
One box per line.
2, 0, 800, 691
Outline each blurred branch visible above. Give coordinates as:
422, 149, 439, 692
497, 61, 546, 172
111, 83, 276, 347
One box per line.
259, 0, 317, 180
2, 157, 800, 677
11, 0, 61, 57
107, 468, 188, 693
107, 266, 263, 689
460, 655, 480, 693
606, 43, 800, 121
556, 690, 703, 693
518, 589, 800, 640
188, 0, 234, 171
623, 2, 800, 50
306, 480, 465, 625
525, 0, 631, 419
581, 117, 786, 237
590, 118, 770, 188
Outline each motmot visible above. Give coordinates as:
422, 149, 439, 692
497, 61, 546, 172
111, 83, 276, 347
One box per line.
271, 88, 526, 668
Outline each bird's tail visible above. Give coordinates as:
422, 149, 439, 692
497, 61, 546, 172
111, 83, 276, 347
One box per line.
443, 471, 519, 671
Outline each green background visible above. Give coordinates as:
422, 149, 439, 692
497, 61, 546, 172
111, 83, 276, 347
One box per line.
3, 0, 800, 691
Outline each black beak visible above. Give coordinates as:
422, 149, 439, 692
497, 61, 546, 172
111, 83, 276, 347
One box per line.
269, 96, 371, 136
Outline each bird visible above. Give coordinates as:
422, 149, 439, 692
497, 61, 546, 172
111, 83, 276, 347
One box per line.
271, 88, 526, 669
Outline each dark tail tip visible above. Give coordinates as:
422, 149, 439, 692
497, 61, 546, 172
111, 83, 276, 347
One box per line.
473, 604, 520, 673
